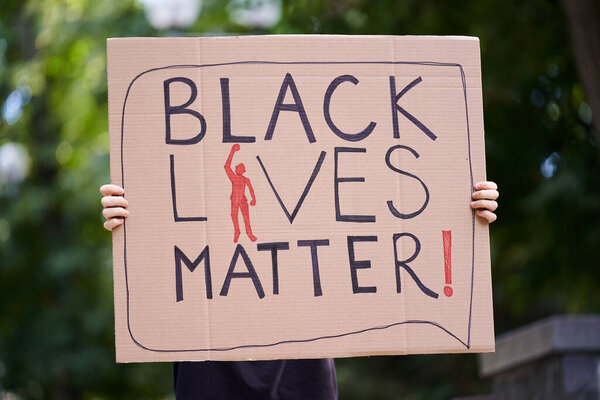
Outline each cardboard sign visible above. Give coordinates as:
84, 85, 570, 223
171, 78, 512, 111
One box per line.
107, 35, 494, 363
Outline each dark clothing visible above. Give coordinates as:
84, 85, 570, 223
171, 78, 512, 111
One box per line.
173, 359, 338, 400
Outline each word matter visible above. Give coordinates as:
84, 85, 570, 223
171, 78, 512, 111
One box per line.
174, 232, 449, 303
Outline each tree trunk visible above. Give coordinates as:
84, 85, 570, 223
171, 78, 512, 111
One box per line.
562, 0, 600, 153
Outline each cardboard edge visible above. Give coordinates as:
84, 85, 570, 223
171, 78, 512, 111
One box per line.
106, 34, 481, 43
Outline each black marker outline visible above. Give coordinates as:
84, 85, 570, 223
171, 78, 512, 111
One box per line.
119, 60, 476, 353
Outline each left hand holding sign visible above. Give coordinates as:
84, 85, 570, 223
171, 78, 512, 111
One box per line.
471, 181, 499, 223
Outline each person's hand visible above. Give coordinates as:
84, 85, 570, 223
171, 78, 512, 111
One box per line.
232, 144, 240, 152
250, 199, 256, 206
100, 184, 128, 231
471, 181, 499, 223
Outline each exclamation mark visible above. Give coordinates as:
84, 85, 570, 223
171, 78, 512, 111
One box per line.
442, 230, 453, 297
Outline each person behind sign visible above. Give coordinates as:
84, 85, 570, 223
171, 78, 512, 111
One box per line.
99, 180, 498, 399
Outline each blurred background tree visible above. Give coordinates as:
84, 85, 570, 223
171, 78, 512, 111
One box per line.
0, 0, 597, 399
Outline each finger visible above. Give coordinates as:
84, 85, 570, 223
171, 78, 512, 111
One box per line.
100, 184, 124, 196
476, 209, 497, 223
101, 196, 128, 208
102, 207, 129, 220
470, 200, 498, 212
472, 189, 499, 200
474, 181, 498, 190
104, 218, 123, 231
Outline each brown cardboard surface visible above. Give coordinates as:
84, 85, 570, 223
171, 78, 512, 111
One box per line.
107, 35, 494, 363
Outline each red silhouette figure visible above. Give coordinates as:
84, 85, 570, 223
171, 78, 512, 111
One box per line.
225, 144, 257, 243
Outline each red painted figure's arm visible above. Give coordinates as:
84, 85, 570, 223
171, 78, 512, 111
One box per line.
224, 144, 239, 180
247, 178, 256, 206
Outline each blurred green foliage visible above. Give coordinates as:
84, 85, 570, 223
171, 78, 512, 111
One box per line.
0, 0, 597, 399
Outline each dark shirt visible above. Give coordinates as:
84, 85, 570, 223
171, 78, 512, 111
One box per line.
173, 359, 337, 400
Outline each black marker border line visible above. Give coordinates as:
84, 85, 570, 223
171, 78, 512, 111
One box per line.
119, 60, 476, 353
